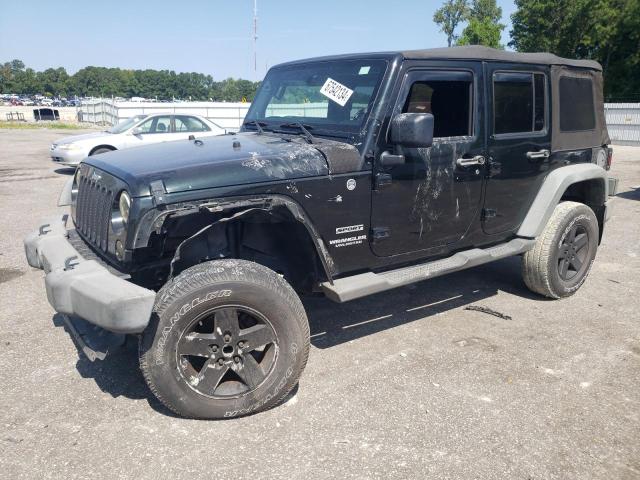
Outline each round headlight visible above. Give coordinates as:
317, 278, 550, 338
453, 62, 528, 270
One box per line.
118, 191, 131, 224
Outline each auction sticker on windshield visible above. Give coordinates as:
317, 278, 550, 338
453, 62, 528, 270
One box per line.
320, 78, 354, 107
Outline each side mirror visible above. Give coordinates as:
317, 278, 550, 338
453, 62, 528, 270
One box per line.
389, 113, 434, 148
131, 127, 142, 135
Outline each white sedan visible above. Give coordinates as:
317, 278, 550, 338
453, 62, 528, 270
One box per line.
50, 113, 226, 166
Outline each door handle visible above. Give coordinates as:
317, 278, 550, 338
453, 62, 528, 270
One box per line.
456, 155, 485, 167
526, 149, 550, 160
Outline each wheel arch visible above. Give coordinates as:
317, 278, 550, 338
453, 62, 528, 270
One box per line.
136, 195, 336, 291
89, 144, 116, 155
517, 163, 608, 240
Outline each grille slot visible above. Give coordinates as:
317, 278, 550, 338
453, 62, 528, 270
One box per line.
75, 170, 114, 253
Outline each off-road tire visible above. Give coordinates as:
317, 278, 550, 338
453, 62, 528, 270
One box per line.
522, 201, 599, 299
90, 147, 113, 155
139, 259, 310, 419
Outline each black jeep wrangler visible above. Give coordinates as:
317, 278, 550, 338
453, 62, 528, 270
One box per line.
25, 46, 616, 419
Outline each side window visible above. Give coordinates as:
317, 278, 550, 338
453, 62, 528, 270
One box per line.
175, 115, 210, 132
559, 76, 595, 131
137, 116, 172, 134
493, 72, 546, 135
402, 73, 473, 138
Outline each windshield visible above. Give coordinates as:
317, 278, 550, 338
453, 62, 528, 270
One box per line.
107, 115, 147, 134
244, 59, 388, 136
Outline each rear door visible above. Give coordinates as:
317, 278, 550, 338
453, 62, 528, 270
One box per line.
371, 62, 485, 256
483, 63, 551, 235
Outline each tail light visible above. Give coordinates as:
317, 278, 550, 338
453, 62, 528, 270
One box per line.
606, 147, 613, 170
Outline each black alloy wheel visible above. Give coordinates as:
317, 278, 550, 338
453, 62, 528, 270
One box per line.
557, 223, 590, 281
139, 259, 310, 419
176, 306, 278, 398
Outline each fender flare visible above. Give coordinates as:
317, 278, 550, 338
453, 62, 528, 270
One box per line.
517, 163, 608, 238
133, 194, 336, 283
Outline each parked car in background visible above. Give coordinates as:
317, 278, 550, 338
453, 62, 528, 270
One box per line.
49, 113, 227, 166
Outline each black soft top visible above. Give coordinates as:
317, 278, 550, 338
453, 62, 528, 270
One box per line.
275, 46, 601, 71
402, 45, 602, 71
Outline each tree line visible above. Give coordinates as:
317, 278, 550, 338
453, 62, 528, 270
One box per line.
433, 0, 640, 99
0, 60, 260, 102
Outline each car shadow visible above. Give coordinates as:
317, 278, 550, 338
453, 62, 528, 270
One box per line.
52, 313, 176, 416
616, 187, 640, 201
51, 255, 539, 416
54, 167, 76, 175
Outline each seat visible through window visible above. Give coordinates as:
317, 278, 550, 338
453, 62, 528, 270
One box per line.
403, 79, 472, 138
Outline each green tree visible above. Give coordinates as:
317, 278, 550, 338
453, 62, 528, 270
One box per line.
457, 0, 505, 48
433, 0, 469, 47
39, 67, 70, 97
510, 0, 640, 98
0, 59, 26, 93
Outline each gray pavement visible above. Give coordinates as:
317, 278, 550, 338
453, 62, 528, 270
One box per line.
0, 128, 639, 480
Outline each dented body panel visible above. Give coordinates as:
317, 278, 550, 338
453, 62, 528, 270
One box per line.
84, 133, 332, 197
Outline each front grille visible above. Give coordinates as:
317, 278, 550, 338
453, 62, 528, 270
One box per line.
75, 168, 115, 252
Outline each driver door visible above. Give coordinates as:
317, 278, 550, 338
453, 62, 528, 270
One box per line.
371, 64, 486, 257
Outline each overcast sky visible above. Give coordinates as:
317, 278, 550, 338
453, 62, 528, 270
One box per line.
0, 0, 517, 80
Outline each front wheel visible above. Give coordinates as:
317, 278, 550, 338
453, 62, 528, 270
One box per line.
139, 259, 310, 419
522, 201, 599, 299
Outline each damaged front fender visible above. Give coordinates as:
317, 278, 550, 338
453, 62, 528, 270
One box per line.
134, 194, 336, 284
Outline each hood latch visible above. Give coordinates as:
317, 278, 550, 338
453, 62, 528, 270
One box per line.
150, 180, 167, 207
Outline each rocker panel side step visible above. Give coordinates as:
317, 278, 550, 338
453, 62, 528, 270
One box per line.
321, 238, 535, 302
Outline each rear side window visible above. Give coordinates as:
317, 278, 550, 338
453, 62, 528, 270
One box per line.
493, 72, 546, 135
559, 77, 595, 131
402, 72, 473, 138
175, 115, 210, 132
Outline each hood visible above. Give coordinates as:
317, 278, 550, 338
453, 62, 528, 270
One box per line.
54, 131, 114, 145
84, 132, 351, 197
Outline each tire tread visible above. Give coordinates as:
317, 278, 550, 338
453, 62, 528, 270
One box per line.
522, 201, 595, 299
139, 259, 309, 418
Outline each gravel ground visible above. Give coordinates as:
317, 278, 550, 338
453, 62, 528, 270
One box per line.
0, 129, 638, 480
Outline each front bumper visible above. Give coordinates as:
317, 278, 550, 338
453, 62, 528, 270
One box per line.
24, 215, 155, 334
50, 147, 86, 166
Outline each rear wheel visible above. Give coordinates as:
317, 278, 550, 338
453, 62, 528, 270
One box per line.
139, 259, 310, 419
522, 201, 599, 298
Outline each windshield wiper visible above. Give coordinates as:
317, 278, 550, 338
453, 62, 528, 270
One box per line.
279, 122, 316, 144
243, 120, 267, 134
